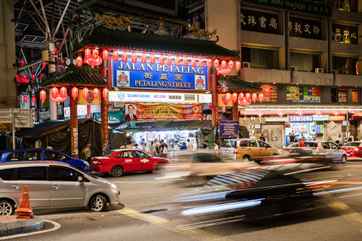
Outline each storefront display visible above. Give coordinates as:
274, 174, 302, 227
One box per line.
260, 84, 278, 103
352, 89, 359, 104
286, 86, 320, 103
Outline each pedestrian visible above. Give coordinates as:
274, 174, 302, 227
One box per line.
289, 130, 296, 143
298, 137, 305, 148
80, 143, 92, 162
259, 133, 266, 142
187, 139, 193, 151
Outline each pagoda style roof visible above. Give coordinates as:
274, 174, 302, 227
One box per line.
79, 27, 239, 58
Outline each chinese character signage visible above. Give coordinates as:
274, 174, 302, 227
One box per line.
286, 86, 321, 103
289, 17, 321, 39
220, 121, 240, 139
243, 0, 328, 15
124, 103, 202, 121
112, 60, 208, 91
333, 24, 358, 45
240, 9, 281, 34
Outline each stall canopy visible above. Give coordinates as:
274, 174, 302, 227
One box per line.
16, 119, 103, 155
116, 120, 212, 132
79, 27, 239, 57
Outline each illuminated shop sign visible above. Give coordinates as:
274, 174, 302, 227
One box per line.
286, 86, 321, 103
108, 91, 212, 104
112, 59, 208, 90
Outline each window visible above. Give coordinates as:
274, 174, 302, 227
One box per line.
258, 141, 271, 148
290, 52, 320, 72
239, 140, 249, 147
121, 151, 134, 158
333, 56, 358, 75
48, 166, 81, 182
336, 0, 358, 13
134, 151, 149, 158
242, 47, 279, 69
0, 169, 17, 181
17, 167, 47, 181
45, 150, 67, 160
249, 140, 258, 147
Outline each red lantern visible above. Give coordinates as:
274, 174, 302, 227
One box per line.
228, 60, 234, 70
235, 61, 241, 72
75, 56, 83, 67
131, 54, 137, 63
102, 88, 109, 100
258, 93, 264, 102
232, 93, 238, 104
141, 54, 147, 63
112, 50, 119, 61
207, 59, 212, 69
71, 87, 79, 100
93, 88, 100, 99
238, 92, 244, 105
221, 60, 227, 69
102, 49, 109, 61
245, 92, 251, 100
50, 87, 59, 101
84, 48, 91, 64
59, 87, 67, 100
121, 53, 127, 62
213, 59, 220, 69
252, 93, 257, 103
223, 93, 232, 105
39, 89, 46, 104
82, 88, 89, 100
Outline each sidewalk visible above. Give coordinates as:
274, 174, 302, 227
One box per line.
0, 216, 44, 237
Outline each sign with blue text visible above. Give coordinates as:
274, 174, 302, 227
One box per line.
112, 60, 208, 91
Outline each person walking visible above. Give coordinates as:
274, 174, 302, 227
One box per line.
80, 143, 92, 162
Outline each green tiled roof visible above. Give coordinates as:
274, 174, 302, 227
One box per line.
42, 65, 106, 87
79, 27, 239, 57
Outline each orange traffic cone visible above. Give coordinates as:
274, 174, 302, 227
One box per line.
16, 185, 33, 219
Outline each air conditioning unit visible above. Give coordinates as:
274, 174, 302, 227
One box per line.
315, 67, 324, 73
242, 62, 251, 68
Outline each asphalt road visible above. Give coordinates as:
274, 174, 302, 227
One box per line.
10, 158, 362, 241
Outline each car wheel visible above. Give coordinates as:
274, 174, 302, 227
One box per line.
89, 194, 108, 212
111, 166, 123, 177
243, 155, 251, 161
0, 199, 14, 216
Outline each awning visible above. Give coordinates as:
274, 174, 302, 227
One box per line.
78, 27, 239, 57
116, 120, 212, 132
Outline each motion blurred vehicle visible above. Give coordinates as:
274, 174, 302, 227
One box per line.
0, 161, 121, 215
177, 165, 362, 220
90, 149, 169, 177
285, 141, 347, 163
341, 142, 362, 158
235, 139, 279, 160
163, 153, 257, 187
0, 148, 90, 172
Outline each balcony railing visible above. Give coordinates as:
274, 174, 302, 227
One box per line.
240, 67, 362, 87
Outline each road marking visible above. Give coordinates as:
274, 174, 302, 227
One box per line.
0, 220, 61, 240
328, 201, 362, 225
118, 207, 169, 225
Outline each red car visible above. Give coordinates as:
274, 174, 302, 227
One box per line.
90, 149, 169, 177
341, 142, 362, 158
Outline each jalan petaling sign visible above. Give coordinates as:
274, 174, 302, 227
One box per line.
112, 60, 208, 90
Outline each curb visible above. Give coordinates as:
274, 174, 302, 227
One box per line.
0, 220, 61, 240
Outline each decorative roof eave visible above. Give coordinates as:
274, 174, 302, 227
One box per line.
218, 75, 259, 92
77, 27, 239, 59
42, 65, 107, 88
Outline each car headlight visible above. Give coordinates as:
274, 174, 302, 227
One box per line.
111, 183, 118, 190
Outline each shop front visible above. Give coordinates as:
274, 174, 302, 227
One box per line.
109, 90, 213, 150
240, 105, 362, 147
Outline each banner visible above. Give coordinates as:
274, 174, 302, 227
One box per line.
124, 103, 203, 121
112, 60, 208, 91
220, 121, 239, 139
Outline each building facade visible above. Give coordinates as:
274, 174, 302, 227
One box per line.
206, 0, 362, 146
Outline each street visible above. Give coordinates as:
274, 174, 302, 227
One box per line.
10, 158, 362, 241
